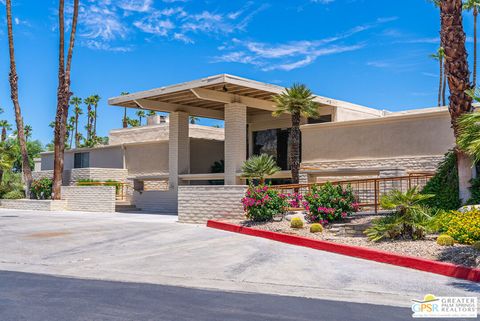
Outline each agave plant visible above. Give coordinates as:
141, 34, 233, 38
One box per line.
241, 154, 280, 185
365, 187, 435, 242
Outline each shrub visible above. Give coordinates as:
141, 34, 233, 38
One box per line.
310, 223, 323, 233
2, 190, 24, 199
468, 177, 480, 204
436, 234, 454, 246
31, 178, 53, 200
365, 187, 434, 242
441, 209, 480, 244
290, 217, 304, 228
472, 241, 480, 251
242, 185, 288, 222
303, 182, 359, 224
421, 151, 460, 210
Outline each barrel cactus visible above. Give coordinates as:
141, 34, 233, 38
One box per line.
436, 234, 454, 246
310, 223, 323, 233
290, 217, 304, 229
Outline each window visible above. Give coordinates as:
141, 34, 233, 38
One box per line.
308, 115, 332, 124
252, 128, 300, 170
74, 152, 90, 168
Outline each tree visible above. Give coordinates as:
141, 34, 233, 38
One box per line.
0, 120, 11, 142
121, 92, 129, 128
84, 96, 94, 140
52, 0, 79, 200
440, 0, 474, 203
242, 154, 280, 185
147, 110, 156, 116
6, 0, 33, 197
69, 96, 82, 148
24, 125, 32, 142
457, 93, 480, 162
430, 47, 446, 106
91, 94, 101, 137
273, 84, 318, 184
136, 110, 146, 126
464, 0, 480, 87
190, 116, 199, 124
127, 117, 140, 127
0, 144, 15, 185
67, 116, 75, 148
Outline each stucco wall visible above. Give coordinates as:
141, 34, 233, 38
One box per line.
301, 111, 454, 164
40, 146, 123, 171
61, 186, 116, 212
190, 138, 224, 174
132, 190, 178, 213
178, 185, 247, 224
125, 141, 169, 177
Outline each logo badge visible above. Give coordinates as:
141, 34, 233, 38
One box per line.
411, 294, 478, 318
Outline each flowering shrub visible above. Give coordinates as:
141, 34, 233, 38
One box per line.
303, 182, 359, 224
242, 185, 288, 222
287, 192, 303, 208
31, 178, 53, 200
434, 209, 480, 244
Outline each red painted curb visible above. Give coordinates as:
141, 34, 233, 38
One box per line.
207, 220, 480, 283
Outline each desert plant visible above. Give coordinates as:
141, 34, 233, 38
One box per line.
241, 154, 280, 185
303, 182, 359, 224
241, 185, 288, 222
3, 189, 24, 199
31, 178, 53, 200
472, 241, 480, 250
365, 187, 435, 241
436, 234, 455, 246
310, 223, 323, 233
290, 217, 304, 229
441, 209, 480, 244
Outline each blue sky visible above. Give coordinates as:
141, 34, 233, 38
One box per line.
0, 0, 475, 145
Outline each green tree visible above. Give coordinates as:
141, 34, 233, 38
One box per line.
273, 84, 318, 184
69, 96, 83, 148
190, 116, 199, 124
136, 110, 146, 126
464, 0, 480, 87
121, 92, 129, 128
84, 96, 95, 140
147, 110, 156, 116
0, 120, 12, 142
127, 117, 140, 127
91, 94, 101, 137
242, 154, 280, 185
0, 144, 15, 185
430, 47, 446, 106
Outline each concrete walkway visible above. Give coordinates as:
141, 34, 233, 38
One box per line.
0, 208, 478, 308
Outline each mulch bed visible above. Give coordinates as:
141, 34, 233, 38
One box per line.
228, 215, 480, 269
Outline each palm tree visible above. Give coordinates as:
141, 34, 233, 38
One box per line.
84, 96, 94, 140
464, 0, 480, 87
67, 116, 75, 148
242, 154, 280, 185
457, 93, 480, 162
430, 47, 446, 106
440, 0, 474, 203
52, 0, 79, 200
0, 120, 11, 142
273, 84, 318, 184
91, 94, 101, 137
6, 0, 33, 197
147, 110, 156, 117
0, 144, 15, 185
24, 125, 32, 142
190, 116, 200, 124
69, 96, 82, 148
136, 110, 146, 126
121, 92, 129, 128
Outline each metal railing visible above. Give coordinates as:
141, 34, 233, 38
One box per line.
76, 181, 133, 201
270, 173, 434, 213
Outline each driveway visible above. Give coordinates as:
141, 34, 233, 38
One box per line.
0, 209, 478, 309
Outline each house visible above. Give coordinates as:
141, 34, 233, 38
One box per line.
34, 74, 455, 219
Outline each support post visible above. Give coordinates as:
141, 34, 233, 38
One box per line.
224, 103, 247, 185
169, 111, 190, 190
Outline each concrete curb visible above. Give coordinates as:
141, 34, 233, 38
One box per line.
207, 220, 480, 283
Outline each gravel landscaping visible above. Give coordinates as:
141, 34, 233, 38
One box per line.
228, 216, 480, 269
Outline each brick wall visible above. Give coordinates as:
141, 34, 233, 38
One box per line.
61, 186, 116, 212
0, 199, 67, 211
224, 103, 246, 185
178, 185, 247, 224
132, 190, 178, 213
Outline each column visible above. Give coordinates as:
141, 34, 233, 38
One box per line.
169, 111, 190, 190
224, 103, 247, 185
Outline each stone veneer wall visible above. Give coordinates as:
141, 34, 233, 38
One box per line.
61, 186, 116, 212
0, 199, 68, 211
132, 190, 178, 213
178, 185, 247, 224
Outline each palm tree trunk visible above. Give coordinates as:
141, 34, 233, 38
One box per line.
6, 0, 32, 198
438, 55, 443, 106
290, 112, 301, 185
74, 113, 79, 147
52, 0, 79, 200
474, 7, 478, 88
123, 107, 127, 128
441, 0, 474, 203
1, 127, 6, 142
93, 106, 97, 137
442, 68, 447, 106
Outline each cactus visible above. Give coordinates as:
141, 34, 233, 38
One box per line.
473, 241, 480, 251
290, 217, 304, 229
310, 223, 323, 233
436, 234, 454, 246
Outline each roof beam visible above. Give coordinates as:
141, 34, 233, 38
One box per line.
134, 99, 224, 120
190, 88, 277, 111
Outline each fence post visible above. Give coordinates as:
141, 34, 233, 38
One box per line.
374, 179, 379, 214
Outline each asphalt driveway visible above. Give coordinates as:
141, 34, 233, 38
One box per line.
0, 208, 478, 309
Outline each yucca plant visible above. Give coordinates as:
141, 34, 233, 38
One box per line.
241, 154, 280, 185
365, 187, 435, 242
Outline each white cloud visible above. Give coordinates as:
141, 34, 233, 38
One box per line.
118, 0, 153, 12
311, 0, 335, 3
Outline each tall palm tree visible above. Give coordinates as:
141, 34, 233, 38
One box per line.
69, 96, 82, 148
440, 0, 474, 203
464, 0, 480, 87
6, 0, 33, 197
136, 110, 146, 126
24, 125, 32, 142
68, 116, 75, 148
84, 96, 95, 140
121, 92, 129, 128
430, 47, 446, 106
273, 84, 318, 184
91, 94, 101, 137
52, 0, 79, 200
0, 120, 11, 142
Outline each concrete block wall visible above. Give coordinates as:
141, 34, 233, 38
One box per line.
61, 186, 116, 212
178, 185, 247, 224
0, 199, 67, 211
224, 103, 247, 185
132, 190, 178, 213
32, 168, 128, 186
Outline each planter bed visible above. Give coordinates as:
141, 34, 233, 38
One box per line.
226, 215, 480, 269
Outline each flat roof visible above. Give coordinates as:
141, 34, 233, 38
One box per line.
108, 74, 383, 119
